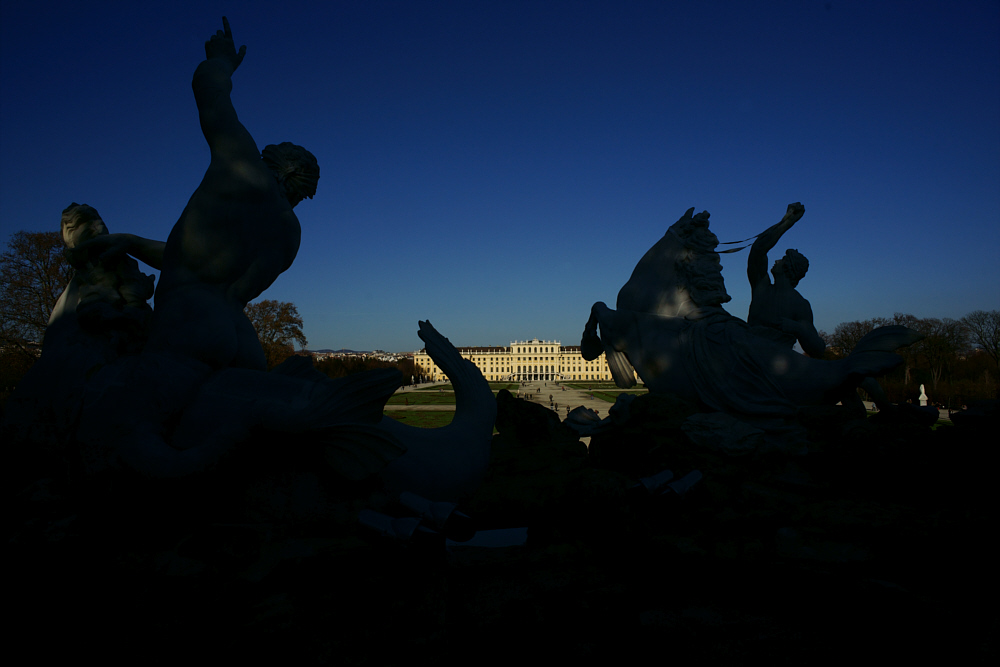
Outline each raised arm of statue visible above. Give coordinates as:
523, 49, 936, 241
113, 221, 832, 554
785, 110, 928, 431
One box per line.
192, 17, 258, 163
747, 202, 805, 287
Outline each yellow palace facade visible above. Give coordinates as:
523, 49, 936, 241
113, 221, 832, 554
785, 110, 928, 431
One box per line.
413, 338, 632, 383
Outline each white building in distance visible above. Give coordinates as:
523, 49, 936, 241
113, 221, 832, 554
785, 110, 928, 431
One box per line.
413, 338, 631, 383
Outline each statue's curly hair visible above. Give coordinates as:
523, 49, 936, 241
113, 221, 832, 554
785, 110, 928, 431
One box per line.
60, 203, 102, 245
262, 142, 320, 204
666, 208, 732, 307
780, 248, 809, 287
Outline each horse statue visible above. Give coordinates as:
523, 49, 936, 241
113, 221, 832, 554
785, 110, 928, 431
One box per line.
581, 205, 921, 425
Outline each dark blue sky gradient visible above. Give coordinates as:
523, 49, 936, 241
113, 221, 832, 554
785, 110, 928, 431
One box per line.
2, 1, 998, 351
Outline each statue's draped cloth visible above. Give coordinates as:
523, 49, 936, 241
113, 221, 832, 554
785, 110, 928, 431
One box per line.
660, 308, 801, 419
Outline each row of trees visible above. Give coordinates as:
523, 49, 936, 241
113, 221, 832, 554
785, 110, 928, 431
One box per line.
242, 301, 419, 383
822, 311, 1000, 405
314, 356, 420, 384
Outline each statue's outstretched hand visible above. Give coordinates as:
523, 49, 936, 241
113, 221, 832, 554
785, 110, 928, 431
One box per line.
783, 202, 805, 224
204, 17, 246, 72
65, 234, 132, 269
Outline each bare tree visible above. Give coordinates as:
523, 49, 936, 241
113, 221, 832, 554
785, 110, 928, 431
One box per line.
826, 317, 891, 357
962, 310, 1000, 368
914, 317, 966, 391
244, 299, 308, 369
0, 231, 72, 359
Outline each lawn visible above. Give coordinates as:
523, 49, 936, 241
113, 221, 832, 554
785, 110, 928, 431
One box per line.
386, 393, 456, 405
588, 390, 648, 403
383, 411, 454, 428
383, 411, 499, 433
563, 382, 646, 392
415, 382, 518, 392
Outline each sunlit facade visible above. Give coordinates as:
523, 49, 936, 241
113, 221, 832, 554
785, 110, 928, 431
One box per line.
413, 337, 631, 383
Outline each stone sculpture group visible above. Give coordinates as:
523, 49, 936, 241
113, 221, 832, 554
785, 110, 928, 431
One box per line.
4, 20, 495, 534
581, 204, 921, 441
5, 18, 921, 531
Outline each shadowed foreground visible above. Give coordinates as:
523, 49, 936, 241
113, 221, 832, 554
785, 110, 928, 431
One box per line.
8, 394, 996, 664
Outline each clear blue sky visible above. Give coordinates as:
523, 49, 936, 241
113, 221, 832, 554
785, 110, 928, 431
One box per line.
2, 1, 998, 352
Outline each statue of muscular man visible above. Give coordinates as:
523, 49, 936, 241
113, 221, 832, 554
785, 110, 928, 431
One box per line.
65, 19, 395, 478
84, 17, 318, 372
746, 202, 826, 358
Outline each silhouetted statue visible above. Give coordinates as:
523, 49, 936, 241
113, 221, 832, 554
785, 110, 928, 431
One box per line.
3, 204, 156, 449
81, 17, 318, 372
56, 203, 157, 337
6, 20, 495, 508
581, 204, 921, 433
49, 18, 346, 478
746, 202, 825, 358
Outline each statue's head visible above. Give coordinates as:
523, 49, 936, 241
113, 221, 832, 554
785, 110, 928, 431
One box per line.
772, 248, 809, 287
669, 207, 731, 307
60, 203, 108, 249
262, 142, 320, 207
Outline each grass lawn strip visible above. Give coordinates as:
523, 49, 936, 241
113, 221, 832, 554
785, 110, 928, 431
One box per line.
388, 388, 522, 405
415, 383, 518, 392
384, 410, 498, 433
383, 411, 455, 428
386, 393, 456, 405
588, 390, 648, 403
563, 382, 647, 391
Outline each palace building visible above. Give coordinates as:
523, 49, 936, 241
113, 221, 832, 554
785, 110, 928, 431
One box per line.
413, 338, 633, 383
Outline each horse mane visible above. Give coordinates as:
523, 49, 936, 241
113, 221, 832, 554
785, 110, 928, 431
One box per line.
615, 207, 731, 316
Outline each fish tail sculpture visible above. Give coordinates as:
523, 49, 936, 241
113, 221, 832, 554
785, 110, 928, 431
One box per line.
276, 365, 409, 482
843, 325, 925, 379
96, 358, 406, 480
377, 320, 497, 503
